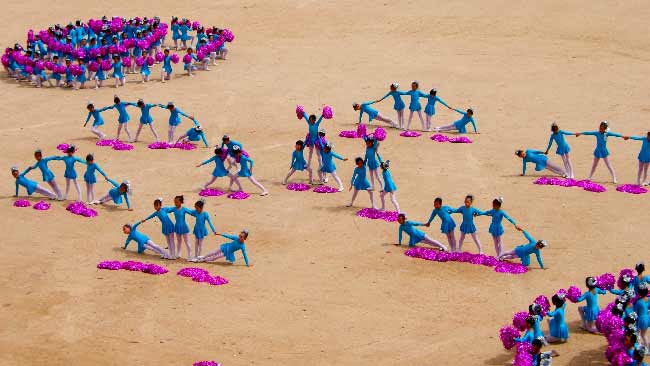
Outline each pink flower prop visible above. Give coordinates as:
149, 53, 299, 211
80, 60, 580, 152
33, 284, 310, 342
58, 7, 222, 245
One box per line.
322, 105, 333, 119
155, 52, 164, 62
66, 201, 98, 218
170, 54, 180, 64
111, 141, 134, 151
227, 191, 250, 200
512, 311, 529, 331
616, 184, 648, 194
565, 285, 582, 303
596, 272, 615, 290
404, 247, 528, 275
199, 188, 225, 197
313, 185, 338, 193
97, 260, 167, 274
193, 361, 221, 366
222, 28, 235, 42
355, 208, 399, 222
13, 199, 30, 207
33, 200, 51, 210
373, 127, 387, 141
338, 130, 358, 138
499, 325, 520, 350
449, 136, 472, 143
533, 177, 606, 193
533, 295, 550, 316
96, 139, 116, 146
287, 183, 310, 191
357, 124, 367, 137
513, 342, 533, 366
399, 130, 421, 137
147, 141, 169, 149
177, 267, 228, 286
618, 268, 634, 289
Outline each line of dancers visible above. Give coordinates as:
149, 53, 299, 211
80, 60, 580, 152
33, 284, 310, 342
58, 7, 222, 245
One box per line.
85, 97, 208, 145
3, 16, 231, 89
517, 120, 650, 185
396, 196, 546, 266
12, 147, 132, 208
125, 195, 250, 265
354, 81, 478, 133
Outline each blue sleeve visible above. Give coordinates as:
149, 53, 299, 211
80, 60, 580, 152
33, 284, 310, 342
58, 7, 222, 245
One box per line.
377, 92, 391, 102
411, 221, 423, 227
477, 209, 491, 216
123, 236, 133, 249
597, 288, 607, 295
200, 156, 217, 166
177, 109, 189, 118
608, 132, 623, 138
95, 165, 107, 177
534, 250, 544, 269
74, 157, 87, 164
582, 131, 597, 136
241, 245, 249, 266
132, 222, 141, 231
206, 215, 216, 233
332, 152, 344, 161
451, 206, 462, 214
437, 97, 450, 108
454, 108, 464, 115
200, 132, 208, 148
124, 193, 131, 209
187, 209, 198, 217
221, 233, 239, 241
560, 130, 573, 136
99, 106, 113, 112
246, 156, 254, 170
15, 181, 19, 196
398, 225, 404, 245
358, 109, 363, 123
426, 209, 438, 225
576, 292, 587, 302
609, 288, 624, 295
546, 309, 557, 317
630, 136, 645, 141
503, 211, 517, 225
107, 178, 119, 187
315, 115, 324, 127
85, 112, 91, 123
350, 170, 357, 185
470, 118, 477, 133
290, 152, 297, 166
144, 211, 157, 221
522, 159, 527, 175
546, 135, 554, 152
302, 114, 310, 126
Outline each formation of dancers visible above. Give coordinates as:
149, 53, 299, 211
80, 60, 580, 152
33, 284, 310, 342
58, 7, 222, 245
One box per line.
354, 81, 478, 133
518, 120, 650, 185
129, 196, 250, 265
12, 147, 132, 208
510, 263, 650, 366
2, 16, 233, 89
85, 97, 208, 145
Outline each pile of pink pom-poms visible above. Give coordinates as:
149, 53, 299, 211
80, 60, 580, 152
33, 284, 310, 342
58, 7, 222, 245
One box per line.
405, 247, 528, 275
339, 124, 386, 141
356, 208, 399, 222
399, 130, 421, 137
616, 184, 648, 195
287, 183, 311, 191
497, 268, 626, 366
66, 201, 98, 217
97, 260, 168, 275
147, 141, 196, 150
533, 177, 606, 193
227, 191, 250, 200
430, 134, 472, 143
96, 139, 134, 151
193, 361, 221, 366
313, 185, 338, 194
199, 188, 225, 197
177, 268, 229, 286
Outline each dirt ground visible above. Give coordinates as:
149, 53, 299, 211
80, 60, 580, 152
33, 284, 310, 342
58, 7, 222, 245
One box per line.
1, 1, 650, 365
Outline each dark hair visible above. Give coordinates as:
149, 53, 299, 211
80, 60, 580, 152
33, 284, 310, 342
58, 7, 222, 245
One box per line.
492, 198, 502, 207
153, 198, 162, 205
525, 316, 536, 327
551, 294, 565, 308
195, 200, 204, 209
531, 338, 543, 348
296, 140, 304, 148
34, 150, 42, 156
434, 197, 442, 204
551, 124, 559, 132
467, 108, 474, 114
174, 195, 184, 203
625, 314, 637, 326
429, 89, 437, 96
119, 183, 129, 192
625, 327, 637, 337
137, 100, 144, 107
214, 147, 223, 155
355, 157, 364, 164
639, 287, 649, 298
586, 276, 596, 290
465, 194, 474, 202
114, 96, 120, 104
528, 304, 542, 316
634, 347, 646, 361
194, 126, 202, 133
515, 150, 524, 157
628, 333, 638, 345
309, 114, 316, 121
636, 263, 645, 274
85, 153, 94, 162
612, 304, 624, 317
398, 213, 406, 220
87, 103, 94, 109
66, 145, 76, 154
241, 230, 249, 239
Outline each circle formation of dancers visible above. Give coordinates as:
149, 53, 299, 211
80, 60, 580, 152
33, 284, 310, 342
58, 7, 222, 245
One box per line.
2, 16, 234, 89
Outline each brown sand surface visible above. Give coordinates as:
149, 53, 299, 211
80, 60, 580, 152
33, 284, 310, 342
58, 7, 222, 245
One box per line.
1, 1, 650, 365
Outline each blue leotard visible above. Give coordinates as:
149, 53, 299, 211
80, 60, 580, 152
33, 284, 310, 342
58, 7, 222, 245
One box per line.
114, 102, 132, 123
172, 206, 192, 234
85, 106, 112, 127
123, 222, 149, 253
144, 207, 175, 235
546, 130, 573, 155
200, 155, 230, 177
112, 61, 124, 79
160, 106, 190, 126
547, 305, 569, 340
451, 109, 477, 133
137, 103, 155, 124
581, 131, 623, 158
426, 206, 456, 234
513, 231, 544, 268
62, 155, 86, 179
634, 298, 650, 330
185, 127, 208, 147
32, 156, 63, 182
452, 206, 482, 234
303, 114, 324, 146
377, 90, 406, 111
358, 102, 379, 123
14, 168, 38, 196
320, 150, 344, 173
351, 163, 371, 190
291, 150, 307, 171
577, 288, 607, 321
218, 233, 249, 265
631, 136, 650, 163
398, 220, 427, 246
479, 209, 516, 236
190, 210, 216, 239
83, 162, 107, 184
423, 95, 450, 116
521, 150, 548, 175
106, 178, 131, 209
238, 155, 254, 177
364, 141, 380, 170
404, 89, 427, 111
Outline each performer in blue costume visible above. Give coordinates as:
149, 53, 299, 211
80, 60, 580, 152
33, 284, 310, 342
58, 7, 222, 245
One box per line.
629, 132, 650, 186
198, 230, 252, 266
498, 230, 546, 269
347, 157, 376, 209
575, 120, 628, 183
176, 124, 209, 147
378, 157, 400, 213
112, 95, 135, 141
425, 197, 458, 252
197, 147, 235, 190
545, 294, 569, 343
283, 140, 313, 185
353, 102, 397, 128
373, 83, 406, 129
230, 146, 269, 196
158, 101, 193, 143
422, 88, 451, 131
11, 166, 56, 198
319, 143, 347, 191
122, 222, 171, 258
84, 102, 112, 139
302, 110, 326, 169
82, 153, 107, 203
403, 81, 427, 131
188, 199, 217, 260
95, 178, 132, 210
141, 198, 176, 258
576, 277, 607, 333
451, 194, 484, 254
515, 149, 566, 177
61, 145, 86, 201
434, 108, 478, 134
397, 214, 448, 251
134, 99, 160, 142
477, 197, 520, 257
545, 122, 575, 178
29, 149, 63, 200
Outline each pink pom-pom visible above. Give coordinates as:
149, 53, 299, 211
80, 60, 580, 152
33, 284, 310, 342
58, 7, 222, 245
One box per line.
155, 52, 164, 62
616, 184, 648, 194
373, 127, 387, 141
494, 262, 528, 274
75, 49, 86, 60
322, 105, 333, 119
596, 272, 616, 291
13, 199, 31, 207
177, 267, 228, 286
34, 60, 44, 70
111, 141, 134, 151
96, 139, 116, 147
196, 51, 205, 61
170, 54, 180, 64
512, 311, 529, 331
0, 55, 9, 67
618, 268, 634, 289
66, 201, 98, 218
147, 141, 170, 149
356, 208, 399, 222
137, 40, 149, 50
146, 56, 155, 66
135, 56, 145, 66
199, 188, 225, 197
33, 200, 50, 210
513, 342, 533, 366
499, 325, 519, 350
56, 65, 66, 74
122, 57, 132, 68
182, 54, 192, 64
24, 65, 33, 74
313, 185, 338, 193
108, 45, 117, 54
101, 59, 112, 71
88, 61, 99, 72
56, 143, 69, 152
97, 260, 122, 270
566, 285, 582, 303
193, 361, 221, 366
449, 136, 472, 143
533, 295, 550, 316
227, 191, 250, 200
191, 21, 201, 30
338, 130, 358, 138
222, 28, 234, 42
69, 65, 82, 76
44, 61, 53, 70
356, 123, 367, 138
295, 105, 305, 120
287, 183, 310, 192
400, 130, 422, 137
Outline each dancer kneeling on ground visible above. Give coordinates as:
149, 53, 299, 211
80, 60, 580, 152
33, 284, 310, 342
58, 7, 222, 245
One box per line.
196, 230, 251, 266
397, 213, 448, 251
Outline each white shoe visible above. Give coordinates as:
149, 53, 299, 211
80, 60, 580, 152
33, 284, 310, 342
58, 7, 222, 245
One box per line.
324, 177, 329, 183
260, 191, 269, 196
337, 188, 344, 192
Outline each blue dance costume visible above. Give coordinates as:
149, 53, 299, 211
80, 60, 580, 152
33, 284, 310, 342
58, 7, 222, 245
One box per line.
479, 209, 516, 236
426, 206, 457, 234
105, 178, 131, 209
381, 167, 397, 192
32, 156, 63, 182
521, 150, 548, 175
577, 288, 607, 322
452, 206, 482, 234
351, 162, 371, 190
218, 233, 249, 265
114, 102, 132, 123
144, 207, 175, 235
365, 141, 380, 170
403, 89, 427, 111
123, 222, 150, 253
83, 163, 107, 184
112, 60, 124, 79
451, 109, 477, 133
62, 155, 86, 179
513, 231, 544, 268
398, 220, 427, 246
190, 211, 216, 239
137, 103, 156, 124
291, 150, 308, 171
14, 168, 38, 196
514, 329, 535, 344
238, 155, 254, 177
159, 105, 190, 126
423, 95, 450, 116
581, 131, 624, 158
320, 150, 344, 173
200, 155, 230, 177
630, 136, 650, 163
377, 90, 406, 111
547, 305, 569, 340
546, 130, 573, 155
184, 127, 208, 147
358, 102, 379, 123
635, 298, 650, 331
85, 106, 112, 127
172, 206, 192, 234
303, 114, 324, 146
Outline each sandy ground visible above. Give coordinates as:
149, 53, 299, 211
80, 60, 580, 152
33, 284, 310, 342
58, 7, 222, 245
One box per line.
1, 1, 650, 365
